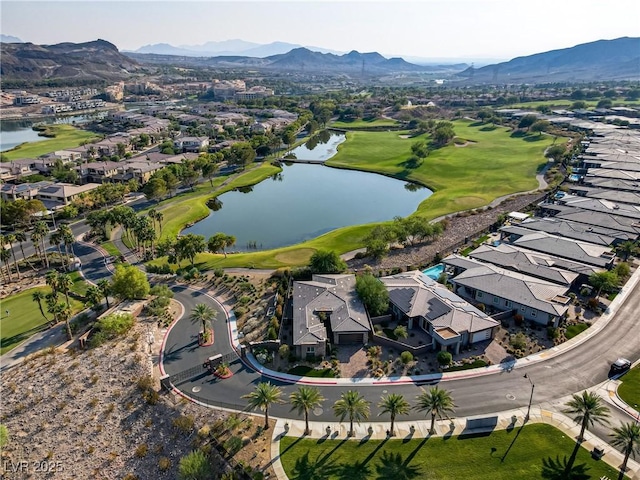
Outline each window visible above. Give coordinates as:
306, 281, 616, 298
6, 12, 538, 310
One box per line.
530, 310, 537, 318
520, 306, 526, 312
505, 300, 512, 308
493, 297, 499, 304
306, 347, 315, 354
477, 292, 483, 298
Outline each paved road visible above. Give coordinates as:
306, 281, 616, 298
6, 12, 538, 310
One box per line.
163, 277, 640, 426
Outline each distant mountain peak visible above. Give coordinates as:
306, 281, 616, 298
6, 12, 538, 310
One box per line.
459, 36, 640, 83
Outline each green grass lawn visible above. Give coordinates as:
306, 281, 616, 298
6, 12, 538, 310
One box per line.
565, 323, 590, 340
327, 120, 557, 220
147, 119, 558, 270
618, 365, 640, 409
100, 241, 121, 257
0, 284, 85, 355
1, 124, 99, 161
331, 118, 400, 129
279, 423, 622, 480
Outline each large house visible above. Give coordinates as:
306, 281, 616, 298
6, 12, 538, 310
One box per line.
291, 274, 371, 358
173, 136, 209, 152
447, 259, 571, 327
36, 182, 101, 206
379, 271, 499, 354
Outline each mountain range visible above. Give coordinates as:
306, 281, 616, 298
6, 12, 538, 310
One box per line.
1, 37, 637, 86
124, 47, 464, 75
129, 39, 343, 58
0, 34, 23, 43
458, 37, 640, 83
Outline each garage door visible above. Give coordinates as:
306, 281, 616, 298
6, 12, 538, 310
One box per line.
337, 333, 363, 344
471, 329, 492, 343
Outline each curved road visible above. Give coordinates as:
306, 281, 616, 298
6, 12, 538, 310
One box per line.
162, 280, 640, 426
72, 227, 640, 447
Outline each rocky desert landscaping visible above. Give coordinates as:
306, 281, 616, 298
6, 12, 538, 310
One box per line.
0, 316, 275, 480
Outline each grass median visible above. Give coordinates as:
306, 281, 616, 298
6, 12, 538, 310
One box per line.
1, 124, 99, 161
279, 423, 622, 480
618, 365, 640, 410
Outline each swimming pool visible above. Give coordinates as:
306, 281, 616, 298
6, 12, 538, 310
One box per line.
569, 174, 581, 182
423, 263, 444, 280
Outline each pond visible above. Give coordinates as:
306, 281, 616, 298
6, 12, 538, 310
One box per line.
287, 130, 346, 162
0, 113, 104, 152
182, 163, 431, 251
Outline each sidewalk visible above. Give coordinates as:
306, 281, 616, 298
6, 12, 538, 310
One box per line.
269, 407, 640, 480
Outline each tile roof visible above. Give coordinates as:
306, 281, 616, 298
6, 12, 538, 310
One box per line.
292, 274, 370, 346
380, 271, 498, 336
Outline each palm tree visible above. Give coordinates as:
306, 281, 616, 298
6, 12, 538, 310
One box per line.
15, 231, 35, 271
85, 285, 103, 311
57, 273, 74, 308
59, 224, 75, 262
615, 240, 638, 261
35, 221, 50, 268
333, 390, 370, 437
0, 246, 12, 282
97, 279, 111, 309
55, 302, 73, 340
378, 393, 410, 437
415, 386, 455, 434
46, 292, 59, 324
4, 234, 20, 279
610, 422, 640, 480
32, 290, 49, 323
563, 391, 610, 441
242, 382, 283, 429
290, 386, 325, 436
191, 303, 215, 340
50, 232, 65, 269
562, 391, 610, 473
45, 270, 60, 297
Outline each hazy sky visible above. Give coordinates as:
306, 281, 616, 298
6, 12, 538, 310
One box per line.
2, 0, 639, 60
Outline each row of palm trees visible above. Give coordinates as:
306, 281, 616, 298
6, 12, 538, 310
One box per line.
0, 223, 77, 283
31, 271, 112, 340
563, 391, 640, 480
244, 383, 639, 480
243, 383, 454, 438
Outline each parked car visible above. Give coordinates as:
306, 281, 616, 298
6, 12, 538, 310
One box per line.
611, 358, 631, 373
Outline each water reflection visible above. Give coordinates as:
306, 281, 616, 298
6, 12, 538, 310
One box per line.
404, 183, 426, 192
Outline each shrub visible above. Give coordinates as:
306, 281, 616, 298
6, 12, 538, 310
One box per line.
476, 303, 486, 312
214, 268, 225, 278
158, 457, 171, 472
587, 297, 599, 311
238, 295, 252, 306
510, 332, 527, 350
513, 313, 524, 326
615, 262, 630, 279
267, 326, 278, 340
400, 351, 414, 364
149, 284, 174, 298
233, 306, 247, 318
278, 344, 289, 359
0, 424, 8, 448
178, 450, 212, 480
436, 351, 452, 366
173, 415, 195, 434
135, 444, 148, 458
393, 325, 408, 340
95, 312, 135, 337
224, 436, 243, 456
547, 327, 560, 339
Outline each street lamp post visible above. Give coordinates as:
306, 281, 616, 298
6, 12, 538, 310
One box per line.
524, 373, 535, 421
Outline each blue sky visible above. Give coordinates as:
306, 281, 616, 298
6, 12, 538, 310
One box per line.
2, 0, 639, 60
